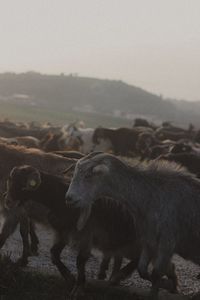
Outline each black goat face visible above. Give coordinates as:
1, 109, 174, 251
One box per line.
4, 165, 41, 209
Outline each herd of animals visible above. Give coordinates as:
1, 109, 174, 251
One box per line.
1, 118, 200, 299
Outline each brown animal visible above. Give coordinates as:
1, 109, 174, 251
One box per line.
0, 143, 75, 265
0, 136, 40, 148
92, 127, 143, 156
0, 121, 54, 139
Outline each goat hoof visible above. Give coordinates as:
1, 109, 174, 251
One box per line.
109, 278, 120, 286
30, 247, 39, 256
138, 270, 150, 281
15, 257, 28, 267
168, 280, 179, 294
149, 290, 159, 300
69, 285, 85, 300
97, 273, 106, 280
65, 276, 76, 293
29, 249, 39, 256
109, 274, 121, 286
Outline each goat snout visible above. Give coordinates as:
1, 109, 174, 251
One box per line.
65, 193, 80, 207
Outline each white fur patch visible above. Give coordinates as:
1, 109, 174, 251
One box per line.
77, 206, 92, 231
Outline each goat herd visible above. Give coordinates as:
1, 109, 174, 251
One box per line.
1, 118, 200, 299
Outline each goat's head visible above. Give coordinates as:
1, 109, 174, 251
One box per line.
169, 143, 192, 154
92, 127, 105, 144
5, 165, 41, 209
63, 125, 83, 150
65, 151, 120, 230
65, 152, 123, 212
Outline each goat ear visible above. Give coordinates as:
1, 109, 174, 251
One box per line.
62, 163, 76, 175
93, 164, 109, 174
10, 166, 19, 177
84, 151, 104, 160
25, 170, 41, 191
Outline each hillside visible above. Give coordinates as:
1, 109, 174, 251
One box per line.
0, 72, 199, 127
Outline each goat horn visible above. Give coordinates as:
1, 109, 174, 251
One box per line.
84, 151, 104, 160
62, 164, 76, 174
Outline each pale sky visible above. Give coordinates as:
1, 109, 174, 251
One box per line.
0, 0, 199, 100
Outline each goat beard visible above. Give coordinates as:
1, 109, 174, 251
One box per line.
77, 205, 92, 231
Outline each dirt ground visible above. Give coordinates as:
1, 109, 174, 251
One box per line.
1, 224, 200, 297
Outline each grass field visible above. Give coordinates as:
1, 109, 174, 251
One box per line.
0, 102, 132, 128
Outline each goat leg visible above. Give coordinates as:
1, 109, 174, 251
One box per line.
110, 259, 137, 285
97, 255, 111, 280
109, 255, 123, 280
29, 221, 39, 255
98, 254, 123, 282
149, 237, 175, 299
0, 208, 21, 249
165, 262, 178, 293
70, 248, 90, 299
16, 216, 31, 266
0, 208, 30, 266
50, 240, 75, 291
138, 246, 151, 281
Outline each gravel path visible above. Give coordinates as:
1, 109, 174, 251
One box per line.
2, 224, 200, 297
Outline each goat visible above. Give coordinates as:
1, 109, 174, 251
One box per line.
135, 132, 158, 160
4, 165, 144, 295
62, 125, 113, 154
0, 120, 57, 139
92, 127, 143, 156
65, 152, 200, 299
159, 152, 200, 178
155, 127, 192, 142
133, 118, 156, 129
40, 132, 65, 152
0, 136, 40, 149
0, 143, 75, 266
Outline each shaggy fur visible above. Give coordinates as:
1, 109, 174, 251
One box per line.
66, 152, 200, 298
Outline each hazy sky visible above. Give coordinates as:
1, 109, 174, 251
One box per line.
0, 0, 199, 100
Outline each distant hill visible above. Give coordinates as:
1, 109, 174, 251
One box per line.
0, 72, 199, 127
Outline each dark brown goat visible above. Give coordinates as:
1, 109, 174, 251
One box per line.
0, 143, 75, 265
0, 136, 40, 149
155, 127, 193, 142
133, 118, 152, 128
0, 121, 58, 139
159, 152, 200, 178
135, 132, 158, 160
40, 132, 64, 151
92, 127, 144, 156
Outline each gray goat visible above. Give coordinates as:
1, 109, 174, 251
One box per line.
65, 152, 200, 299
